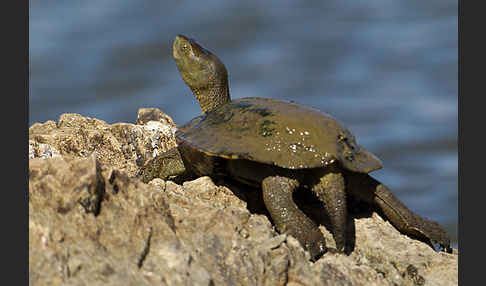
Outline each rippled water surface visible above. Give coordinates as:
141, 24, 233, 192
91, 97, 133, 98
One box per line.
30, 1, 458, 246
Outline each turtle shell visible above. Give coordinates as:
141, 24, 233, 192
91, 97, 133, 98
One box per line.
176, 97, 382, 173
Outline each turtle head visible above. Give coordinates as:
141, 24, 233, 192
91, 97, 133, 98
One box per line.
173, 35, 230, 114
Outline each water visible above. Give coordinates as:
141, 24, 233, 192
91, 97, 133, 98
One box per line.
29, 1, 458, 246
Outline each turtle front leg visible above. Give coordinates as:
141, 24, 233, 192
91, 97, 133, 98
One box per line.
345, 172, 451, 252
311, 172, 347, 252
262, 176, 326, 260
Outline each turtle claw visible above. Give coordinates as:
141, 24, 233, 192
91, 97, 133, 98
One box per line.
436, 242, 453, 254
410, 218, 451, 252
303, 229, 327, 261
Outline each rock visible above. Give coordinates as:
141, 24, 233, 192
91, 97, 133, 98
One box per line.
136, 107, 176, 126
29, 154, 104, 215
29, 155, 211, 286
29, 111, 458, 286
29, 139, 61, 159
29, 110, 184, 182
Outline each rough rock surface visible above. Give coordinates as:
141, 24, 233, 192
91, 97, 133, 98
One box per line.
29, 110, 458, 286
29, 109, 184, 182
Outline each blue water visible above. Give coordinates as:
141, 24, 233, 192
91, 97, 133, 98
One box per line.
29, 1, 458, 246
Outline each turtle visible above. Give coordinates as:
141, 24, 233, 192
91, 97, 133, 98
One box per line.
171, 34, 451, 259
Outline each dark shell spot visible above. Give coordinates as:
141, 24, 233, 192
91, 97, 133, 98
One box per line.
250, 107, 272, 117
232, 101, 253, 109
259, 120, 276, 137
344, 152, 355, 161
206, 110, 234, 126
232, 101, 273, 117
337, 133, 359, 161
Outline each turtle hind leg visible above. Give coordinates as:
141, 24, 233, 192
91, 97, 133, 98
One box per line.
262, 176, 326, 260
311, 172, 348, 253
346, 173, 451, 252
